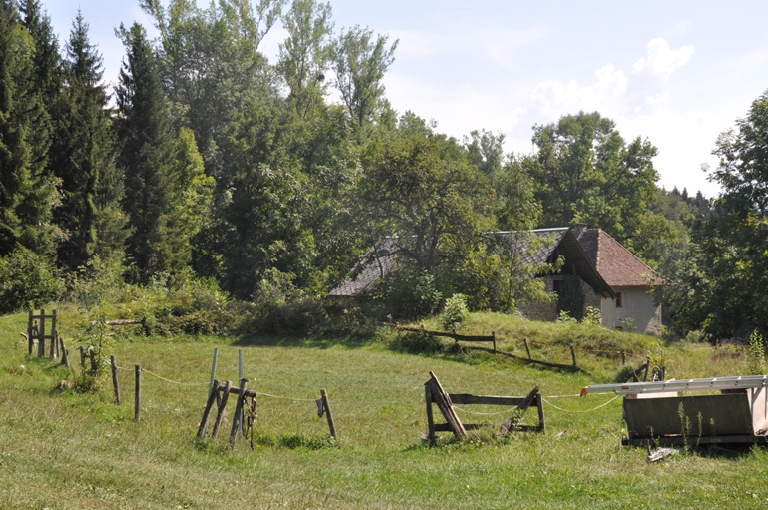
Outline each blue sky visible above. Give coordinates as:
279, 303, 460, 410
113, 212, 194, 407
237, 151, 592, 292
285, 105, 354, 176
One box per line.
46, 1, 768, 198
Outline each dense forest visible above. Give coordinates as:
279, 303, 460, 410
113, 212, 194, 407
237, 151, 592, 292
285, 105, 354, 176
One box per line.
1, 0, 767, 343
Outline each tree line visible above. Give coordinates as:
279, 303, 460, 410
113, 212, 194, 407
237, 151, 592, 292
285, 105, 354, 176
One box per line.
1, 0, 766, 343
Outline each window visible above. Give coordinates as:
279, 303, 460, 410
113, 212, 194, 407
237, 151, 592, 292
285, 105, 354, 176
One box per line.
615, 292, 623, 308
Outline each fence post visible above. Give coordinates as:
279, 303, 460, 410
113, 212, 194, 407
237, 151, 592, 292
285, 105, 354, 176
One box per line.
229, 378, 249, 448
425, 381, 436, 445
79, 345, 86, 368
135, 364, 142, 422
320, 388, 337, 439
238, 349, 245, 434
523, 338, 531, 360
197, 379, 221, 440
27, 310, 33, 356
492, 331, 497, 353
570, 344, 577, 368
621, 350, 626, 365
60, 336, 70, 368
209, 347, 219, 399
111, 355, 121, 404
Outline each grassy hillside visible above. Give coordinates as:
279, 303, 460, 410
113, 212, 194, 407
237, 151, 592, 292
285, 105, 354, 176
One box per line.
1, 310, 766, 509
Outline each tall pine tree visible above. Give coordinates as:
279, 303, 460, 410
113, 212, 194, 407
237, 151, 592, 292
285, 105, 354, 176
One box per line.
0, 0, 59, 257
116, 22, 180, 281
52, 11, 124, 270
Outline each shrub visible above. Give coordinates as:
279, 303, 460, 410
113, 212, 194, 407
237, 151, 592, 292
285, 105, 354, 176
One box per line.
0, 249, 64, 314
582, 306, 602, 326
745, 330, 766, 375
441, 293, 469, 330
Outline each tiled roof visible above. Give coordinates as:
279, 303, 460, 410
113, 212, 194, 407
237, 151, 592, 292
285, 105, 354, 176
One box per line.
577, 229, 664, 287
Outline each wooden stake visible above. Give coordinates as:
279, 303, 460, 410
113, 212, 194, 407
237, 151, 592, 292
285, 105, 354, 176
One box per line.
523, 338, 531, 360
621, 350, 626, 365
320, 388, 336, 439
425, 382, 437, 445
500, 385, 539, 436
208, 347, 219, 401
135, 364, 142, 422
492, 331, 497, 353
197, 379, 221, 439
111, 355, 121, 404
428, 372, 467, 439
570, 344, 577, 368
27, 310, 33, 356
229, 378, 249, 448
60, 336, 70, 368
211, 380, 233, 439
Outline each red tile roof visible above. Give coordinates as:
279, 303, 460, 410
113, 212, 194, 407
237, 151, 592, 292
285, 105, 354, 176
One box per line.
578, 229, 664, 287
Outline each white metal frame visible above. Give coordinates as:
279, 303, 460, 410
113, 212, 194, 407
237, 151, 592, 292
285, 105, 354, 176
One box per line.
580, 375, 768, 396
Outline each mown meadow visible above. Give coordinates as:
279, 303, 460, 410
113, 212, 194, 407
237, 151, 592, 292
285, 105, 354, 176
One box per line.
1, 310, 767, 509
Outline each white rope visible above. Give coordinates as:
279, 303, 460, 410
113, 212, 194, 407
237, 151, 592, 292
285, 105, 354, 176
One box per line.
542, 394, 621, 413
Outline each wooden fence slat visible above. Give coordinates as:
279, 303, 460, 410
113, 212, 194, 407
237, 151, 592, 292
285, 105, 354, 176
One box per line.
428, 372, 467, 439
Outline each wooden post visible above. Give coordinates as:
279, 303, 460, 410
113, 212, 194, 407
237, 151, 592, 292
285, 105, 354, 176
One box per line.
51, 310, 57, 358
536, 394, 546, 433
229, 378, 249, 448
111, 355, 121, 404
238, 349, 245, 434
60, 336, 70, 368
208, 347, 219, 400
27, 310, 33, 356
197, 379, 221, 439
644, 356, 651, 381
425, 381, 437, 445
79, 345, 86, 368
134, 364, 142, 422
500, 385, 539, 436
492, 331, 497, 353
211, 380, 233, 439
621, 350, 626, 365
523, 338, 531, 360
320, 388, 337, 439
570, 344, 577, 368
37, 318, 45, 358
427, 372, 467, 439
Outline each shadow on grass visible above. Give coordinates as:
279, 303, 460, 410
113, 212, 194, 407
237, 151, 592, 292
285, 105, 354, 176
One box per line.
232, 331, 377, 350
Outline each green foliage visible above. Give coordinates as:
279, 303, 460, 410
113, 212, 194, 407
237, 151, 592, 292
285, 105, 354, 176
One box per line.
379, 269, 443, 320
441, 293, 469, 330
528, 111, 659, 243
0, 1, 60, 257
745, 330, 766, 375
556, 310, 577, 324
74, 316, 113, 392
557, 275, 584, 321
64, 255, 127, 307
0, 248, 63, 314
582, 305, 602, 326
622, 317, 636, 334
332, 24, 398, 132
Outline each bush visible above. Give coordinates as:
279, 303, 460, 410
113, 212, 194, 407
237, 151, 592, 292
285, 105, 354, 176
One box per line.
745, 330, 766, 375
0, 249, 63, 314
582, 306, 602, 326
441, 293, 469, 330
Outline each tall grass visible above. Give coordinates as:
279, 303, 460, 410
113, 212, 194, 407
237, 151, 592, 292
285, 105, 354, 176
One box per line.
0, 310, 764, 509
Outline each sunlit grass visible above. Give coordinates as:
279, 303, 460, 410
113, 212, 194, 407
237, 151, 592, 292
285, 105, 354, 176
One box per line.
0, 309, 765, 509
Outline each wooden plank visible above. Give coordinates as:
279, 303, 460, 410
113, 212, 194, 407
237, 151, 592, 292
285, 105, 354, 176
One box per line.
211, 380, 233, 439
197, 379, 221, 439
425, 382, 437, 444
229, 378, 249, 448
499, 386, 539, 436
428, 372, 467, 439
448, 394, 525, 406
105, 318, 144, 326
320, 388, 337, 439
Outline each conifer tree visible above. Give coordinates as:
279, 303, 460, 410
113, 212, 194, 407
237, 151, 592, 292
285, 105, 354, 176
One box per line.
116, 22, 180, 281
0, 0, 59, 257
51, 11, 124, 270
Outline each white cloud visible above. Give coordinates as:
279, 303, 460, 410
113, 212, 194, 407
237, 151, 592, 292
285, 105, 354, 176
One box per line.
632, 38, 694, 83
531, 63, 627, 117
391, 26, 546, 64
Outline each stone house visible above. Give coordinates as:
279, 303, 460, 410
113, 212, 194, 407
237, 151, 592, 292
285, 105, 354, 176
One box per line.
329, 225, 663, 335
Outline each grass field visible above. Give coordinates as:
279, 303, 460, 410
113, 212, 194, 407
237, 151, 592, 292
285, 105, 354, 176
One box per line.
1, 310, 768, 509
